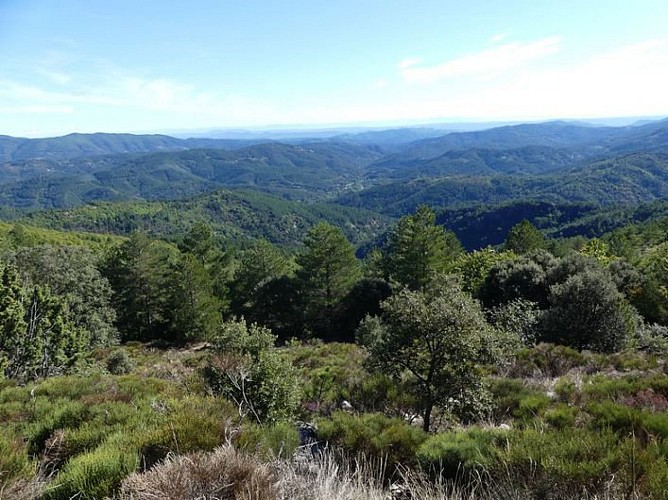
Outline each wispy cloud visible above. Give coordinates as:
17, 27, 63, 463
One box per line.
400, 36, 561, 84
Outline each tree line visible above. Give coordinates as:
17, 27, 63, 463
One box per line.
1, 207, 666, 408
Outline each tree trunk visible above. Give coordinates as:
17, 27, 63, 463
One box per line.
423, 400, 433, 433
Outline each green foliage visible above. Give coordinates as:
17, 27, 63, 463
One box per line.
510, 343, 587, 378
231, 239, 293, 318
0, 265, 84, 381
504, 220, 546, 254
102, 232, 180, 341
362, 276, 498, 431
487, 298, 540, 346
0, 429, 33, 489
488, 378, 545, 421
106, 349, 134, 375
416, 428, 503, 479
385, 206, 463, 290
317, 412, 427, 470
451, 247, 515, 296
513, 393, 552, 422
540, 269, 638, 352
44, 434, 139, 500
170, 253, 223, 341
480, 250, 557, 309
236, 421, 300, 459
9, 245, 118, 347
296, 222, 361, 339
494, 428, 627, 498
206, 319, 300, 423
544, 403, 579, 429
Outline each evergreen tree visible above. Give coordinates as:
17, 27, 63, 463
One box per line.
386, 206, 462, 290
9, 245, 117, 346
103, 232, 178, 341
296, 223, 361, 337
170, 253, 222, 341
504, 220, 546, 254
0, 266, 79, 381
179, 221, 234, 308
231, 239, 292, 317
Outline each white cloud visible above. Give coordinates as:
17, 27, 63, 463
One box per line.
400, 37, 561, 84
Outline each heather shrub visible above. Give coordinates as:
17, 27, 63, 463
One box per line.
27, 400, 89, 455
317, 412, 427, 470
344, 372, 417, 417
33, 374, 110, 400
510, 343, 586, 378
0, 430, 33, 489
494, 428, 624, 498
416, 427, 503, 479
237, 422, 299, 459
513, 393, 552, 422
106, 349, 134, 375
488, 378, 543, 421
44, 434, 139, 500
544, 403, 578, 429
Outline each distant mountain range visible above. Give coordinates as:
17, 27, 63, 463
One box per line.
1, 117, 667, 249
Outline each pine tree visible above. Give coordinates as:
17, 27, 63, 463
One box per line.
386, 206, 462, 290
504, 220, 545, 254
296, 222, 361, 337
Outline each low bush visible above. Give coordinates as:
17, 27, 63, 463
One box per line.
544, 403, 578, 429
514, 393, 552, 422
0, 430, 33, 489
487, 378, 530, 421
317, 412, 427, 471
495, 428, 624, 498
237, 422, 300, 459
43, 434, 139, 500
27, 400, 90, 455
106, 349, 134, 375
416, 427, 503, 479
510, 343, 586, 378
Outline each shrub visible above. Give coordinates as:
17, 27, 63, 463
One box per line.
544, 404, 578, 429
237, 422, 300, 459
511, 343, 586, 378
44, 436, 139, 500
488, 378, 542, 421
416, 428, 503, 479
27, 400, 90, 455
495, 428, 624, 498
514, 393, 552, 422
0, 430, 33, 489
119, 445, 278, 500
205, 319, 301, 423
317, 412, 427, 471
106, 349, 134, 375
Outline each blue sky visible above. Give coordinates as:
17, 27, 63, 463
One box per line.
1, 0, 668, 137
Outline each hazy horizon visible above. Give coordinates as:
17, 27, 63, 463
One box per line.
2, 1, 668, 137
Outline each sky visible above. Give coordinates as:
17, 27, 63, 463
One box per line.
1, 0, 668, 137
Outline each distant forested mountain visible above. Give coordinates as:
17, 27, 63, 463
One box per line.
0, 142, 384, 208
16, 188, 390, 247
337, 151, 668, 216
1, 118, 667, 249
0, 132, 267, 162
436, 200, 668, 250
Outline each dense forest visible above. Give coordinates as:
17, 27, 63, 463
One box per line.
1, 120, 668, 498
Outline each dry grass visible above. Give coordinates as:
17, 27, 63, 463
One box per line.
119, 445, 277, 500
